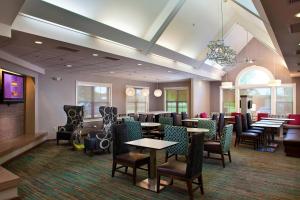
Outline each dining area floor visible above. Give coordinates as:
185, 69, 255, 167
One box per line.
3, 139, 300, 200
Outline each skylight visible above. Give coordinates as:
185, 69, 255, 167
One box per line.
234, 0, 259, 17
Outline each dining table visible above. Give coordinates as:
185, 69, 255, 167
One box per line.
140, 122, 161, 137
186, 127, 209, 134
125, 138, 178, 192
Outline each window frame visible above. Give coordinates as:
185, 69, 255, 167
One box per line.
164, 87, 189, 114
125, 85, 149, 114
76, 81, 112, 119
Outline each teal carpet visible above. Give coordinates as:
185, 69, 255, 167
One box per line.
3, 140, 300, 200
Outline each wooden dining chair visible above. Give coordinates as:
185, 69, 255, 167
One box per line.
164, 125, 189, 161
111, 124, 150, 185
157, 134, 204, 199
204, 124, 233, 168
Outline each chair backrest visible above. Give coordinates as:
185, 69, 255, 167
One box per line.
200, 112, 208, 118
218, 113, 225, 133
181, 112, 188, 120
63, 105, 84, 131
146, 114, 154, 122
128, 113, 139, 121
197, 119, 216, 140
122, 117, 135, 122
165, 113, 172, 117
138, 114, 147, 122
235, 115, 243, 137
112, 124, 129, 159
257, 113, 268, 121
288, 114, 300, 125
246, 113, 253, 127
164, 125, 189, 156
231, 112, 241, 122
124, 121, 143, 141
186, 134, 204, 178
211, 113, 218, 121
99, 106, 118, 139
241, 114, 249, 132
159, 117, 173, 130
220, 124, 233, 153
174, 114, 183, 126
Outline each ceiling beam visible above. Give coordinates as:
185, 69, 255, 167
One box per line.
0, 50, 45, 74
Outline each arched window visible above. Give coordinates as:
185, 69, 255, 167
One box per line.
236, 66, 274, 86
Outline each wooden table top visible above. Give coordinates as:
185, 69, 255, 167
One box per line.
186, 128, 209, 133
125, 138, 178, 150
182, 119, 199, 122
141, 122, 161, 127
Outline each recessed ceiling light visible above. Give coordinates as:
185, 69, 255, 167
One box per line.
137, 63, 142, 66
167, 71, 172, 73
34, 41, 43, 44
65, 64, 72, 68
109, 71, 115, 74
92, 53, 98, 57
295, 12, 300, 18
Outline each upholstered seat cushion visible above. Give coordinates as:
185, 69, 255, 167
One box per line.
247, 129, 264, 134
203, 141, 221, 153
283, 132, 300, 144
157, 160, 187, 177
116, 152, 149, 164
241, 132, 259, 137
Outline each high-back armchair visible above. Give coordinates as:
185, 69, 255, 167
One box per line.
56, 105, 84, 145
84, 106, 117, 154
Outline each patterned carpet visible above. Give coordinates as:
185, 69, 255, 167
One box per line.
3, 140, 300, 200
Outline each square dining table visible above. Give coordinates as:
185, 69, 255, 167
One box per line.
125, 138, 178, 192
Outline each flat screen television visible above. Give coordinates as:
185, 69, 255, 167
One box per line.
1, 71, 25, 103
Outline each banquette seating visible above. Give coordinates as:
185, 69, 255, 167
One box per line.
283, 128, 300, 157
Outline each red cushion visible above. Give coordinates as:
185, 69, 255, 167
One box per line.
288, 114, 300, 125
257, 113, 269, 121
200, 112, 208, 118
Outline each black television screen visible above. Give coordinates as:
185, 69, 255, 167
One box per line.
1, 71, 25, 103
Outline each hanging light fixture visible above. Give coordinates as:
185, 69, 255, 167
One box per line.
207, 0, 236, 66
154, 80, 162, 97
141, 88, 149, 97
268, 56, 282, 87
125, 87, 135, 96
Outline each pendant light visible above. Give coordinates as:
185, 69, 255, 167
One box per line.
141, 88, 149, 97
126, 87, 135, 96
154, 80, 162, 97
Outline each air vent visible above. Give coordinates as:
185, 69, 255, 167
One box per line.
104, 56, 120, 61
56, 46, 79, 52
290, 23, 300, 33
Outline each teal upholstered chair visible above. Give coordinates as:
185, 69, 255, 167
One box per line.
164, 125, 189, 161
197, 119, 217, 140
204, 124, 233, 168
124, 121, 142, 141
151, 117, 173, 139
122, 117, 135, 122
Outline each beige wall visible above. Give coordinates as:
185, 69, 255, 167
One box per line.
210, 38, 299, 113
191, 79, 211, 117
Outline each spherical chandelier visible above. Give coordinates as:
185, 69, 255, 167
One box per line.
125, 87, 135, 96
154, 79, 162, 97
141, 88, 149, 96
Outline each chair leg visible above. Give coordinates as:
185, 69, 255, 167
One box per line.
147, 162, 150, 178
228, 151, 232, 163
133, 167, 137, 185
170, 177, 174, 185
125, 166, 128, 174
156, 173, 161, 193
175, 154, 178, 160
56, 139, 59, 145
221, 153, 225, 168
198, 175, 204, 195
234, 136, 238, 147
207, 152, 210, 158
165, 152, 168, 162
112, 160, 116, 177
186, 180, 194, 200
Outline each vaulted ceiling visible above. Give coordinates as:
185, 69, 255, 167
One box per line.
0, 0, 281, 82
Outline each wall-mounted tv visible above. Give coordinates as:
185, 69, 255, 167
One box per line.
1, 71, 25, 103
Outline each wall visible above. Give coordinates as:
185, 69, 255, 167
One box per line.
154, 79, 191, 113
38, 71, 158, 138
191, 79, 211, 117
292, 77, 300, 113
210, 38, 298, 113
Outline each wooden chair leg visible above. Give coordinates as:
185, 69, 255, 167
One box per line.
186, 180, 194, 200
175, 154, 178, 160
165, 152, 168, 162
112, 160, 116, 177
125, 166, 128, 174
133, 167, 137, 185
228, 151, 232, 163
156, 173, 161, 193
234, 136, 238, 147
221, 153, 225, 168
147, 162, 150, 178
57, 139, 59, 145
170, 177, 174, 185
207, 152, 210, 158
198, 175, 204, 195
